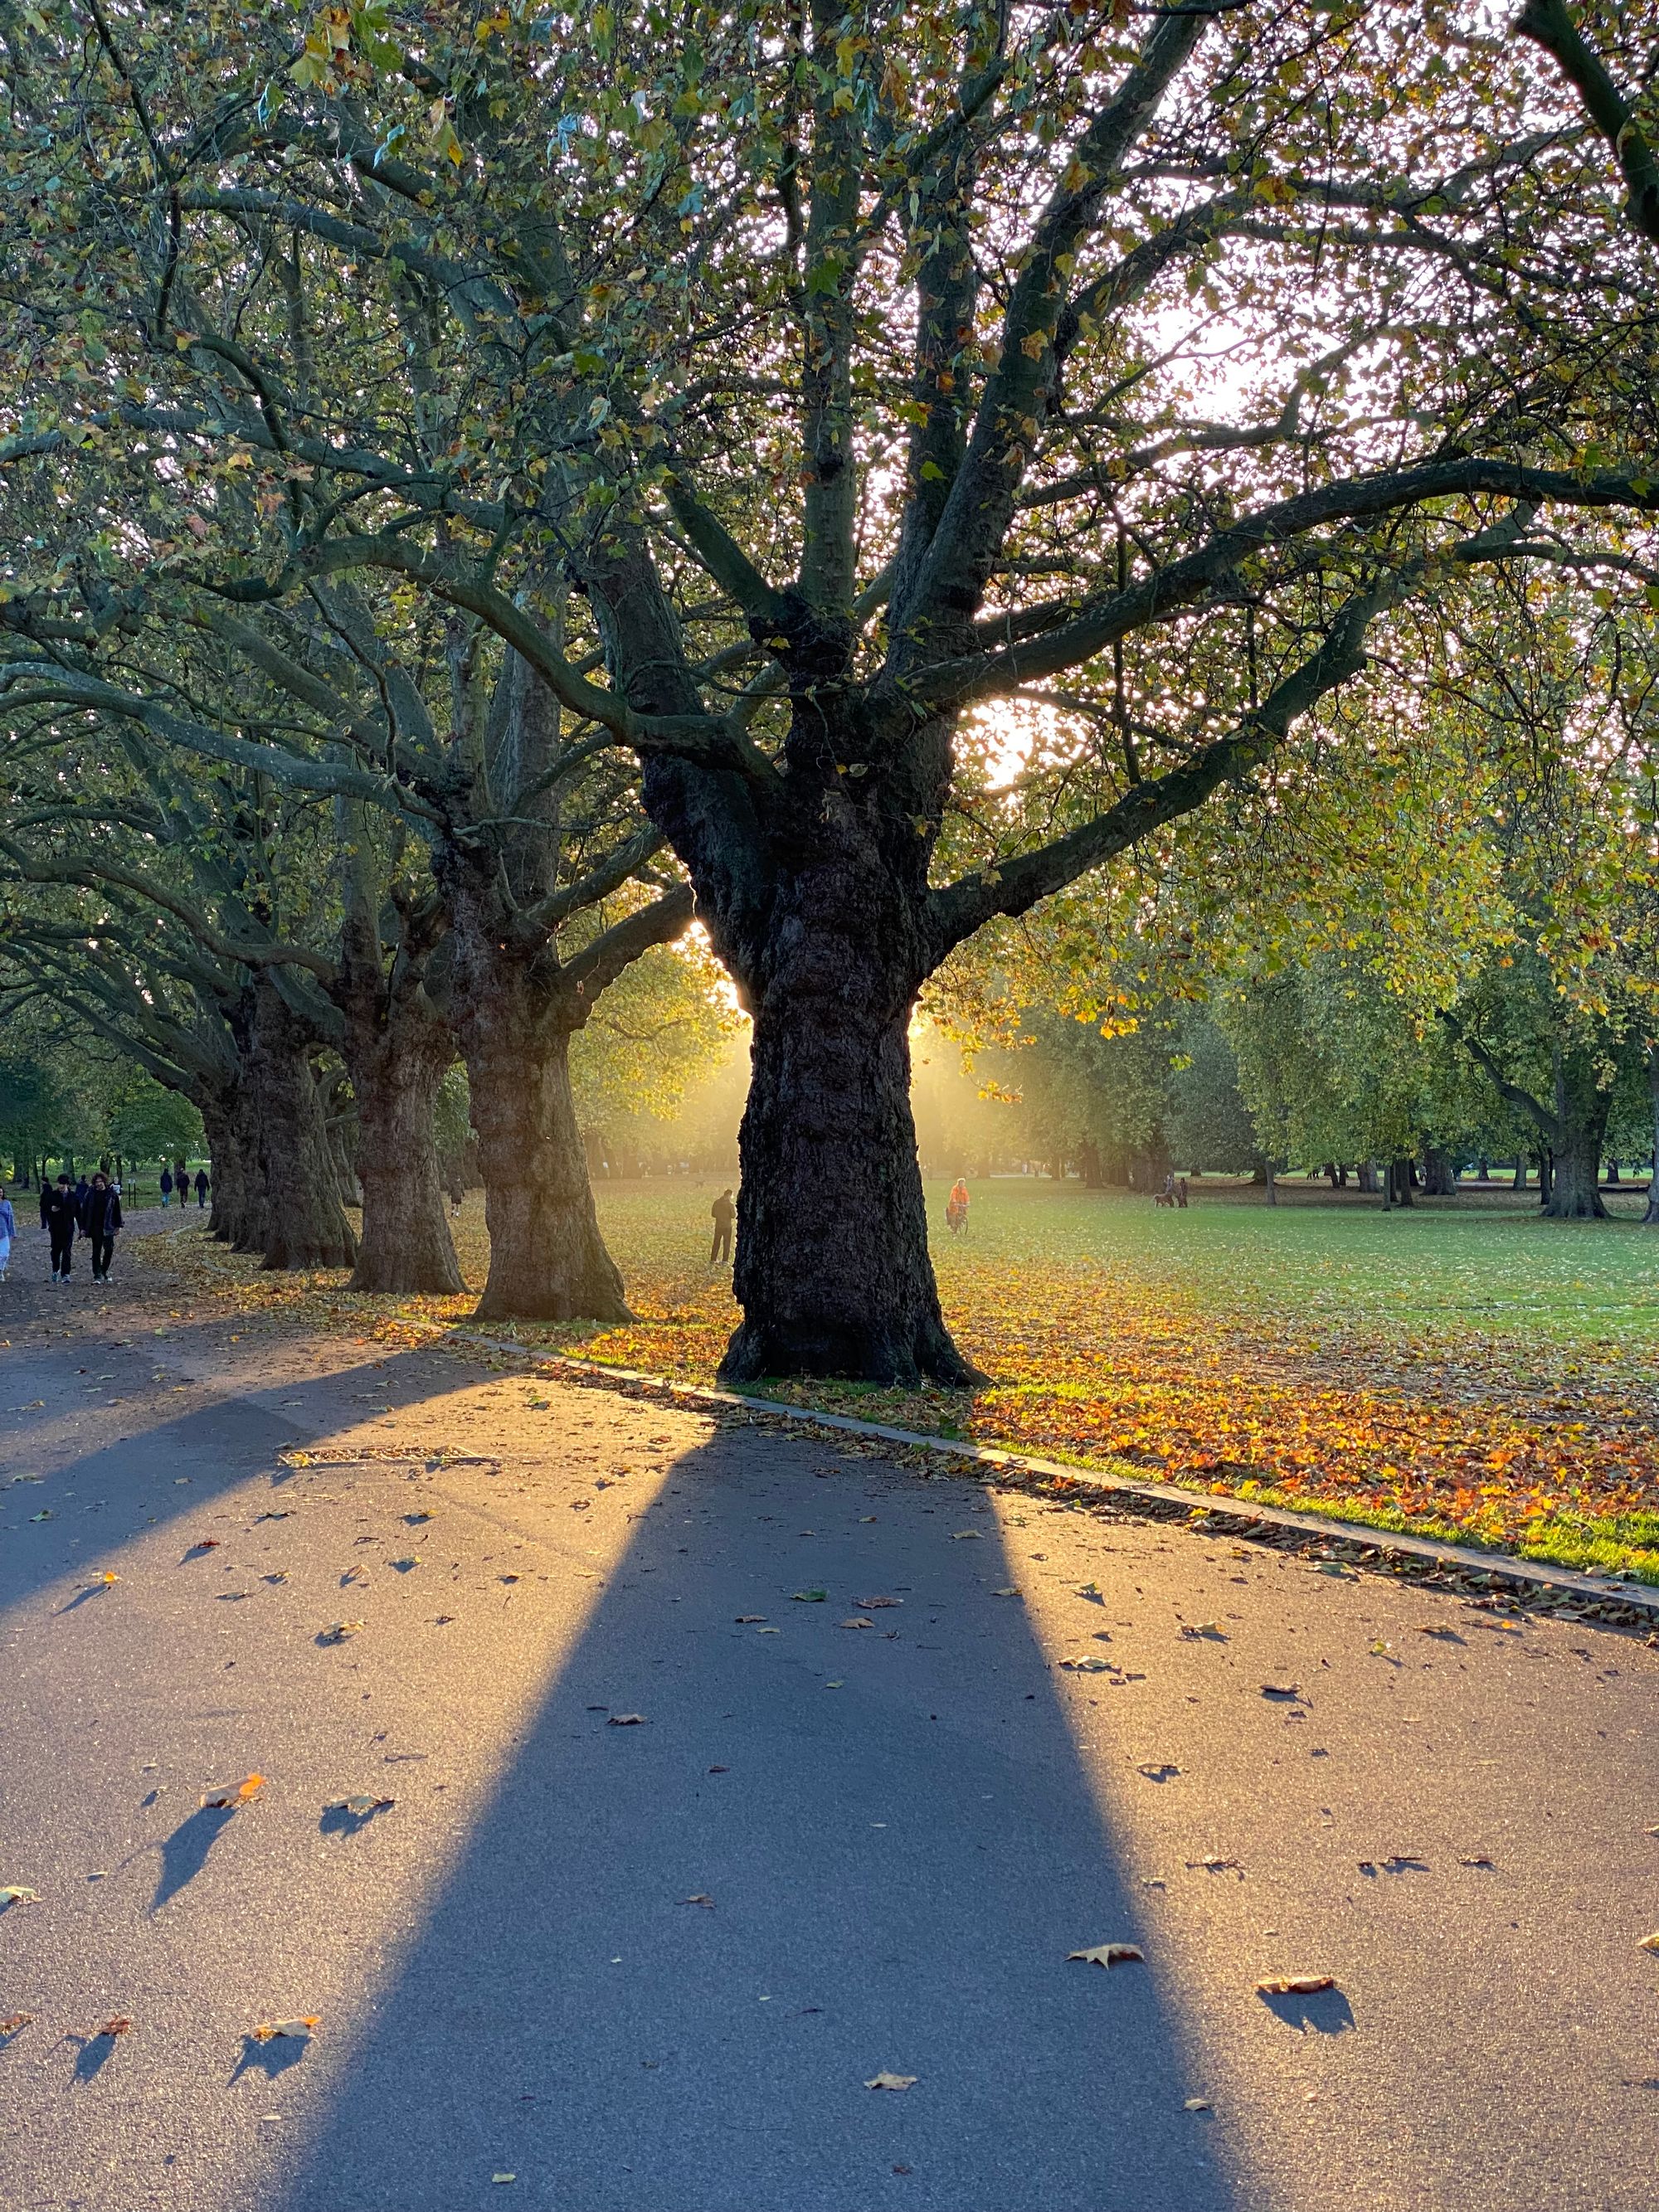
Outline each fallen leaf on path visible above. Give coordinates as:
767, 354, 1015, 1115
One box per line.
992, 1587, 1020, 1597
1068, 1943, 1144, 1967
684, 1894, 714, 1908
202, 1773, 265, 1810
1261, 1684, 1301, 1699
90, 1571, 119, 1587
1638, 1932, 1659, 1953
1184, 2097, 1212, 2112
791, 1589, 826, 1602
607, 1714, 648, 1727
733, 1615, 766, 1624
1458, 1855, 1496, 1869
319, 1621, 363, 1643
951, 1530, 982, 1541
1257, 1975, 1335, 1995
0, 1886, 40, 1907
1060, 1656, 1115, 1673
0, 2015, 33, 2037
95, 2018, 132, 2037
405, 1510, 436, 1524
1136, 1763, 1180, 1782
856, 1596, 902, 1608
492, 2173, 516, 2184
865, 2073, 917, 2091
325, 1795, 394, 1817
186, 1539, 221, 1553
839, 1617, 873, 1629
1187, 1856, 1243, 1874
250, 2018, 319, 2043
389, 1558, 420, 1572
28, 1511, 53, 1523
1181, 1621, 1226, 1641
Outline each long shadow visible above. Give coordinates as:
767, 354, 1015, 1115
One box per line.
271, 1434, 1242, 2212
0, 1322, 493, 1621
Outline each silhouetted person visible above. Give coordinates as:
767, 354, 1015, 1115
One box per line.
72, 1173, 90, 1225
1177, 1177, 1190, 1208
45, 1174, 78, 1281
83, 1173, 124, 1283
159, 1167, 173, 1208
195, 1168, 210, 1208
709, 1187, 735, 1268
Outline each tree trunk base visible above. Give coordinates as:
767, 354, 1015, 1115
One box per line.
719, 1312, 988, 1390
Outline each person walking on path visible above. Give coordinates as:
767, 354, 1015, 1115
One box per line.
44, 1174, 78, 1281
194, 1168, 209, 1208
0, 1186, 14, 1281
709, 1187, 736, 1270
83, 1173, 124, 1284
72, 1172, 90, 1226
159, 1167, 173, 1208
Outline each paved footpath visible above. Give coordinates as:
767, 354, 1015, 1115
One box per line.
1, 1212, 1657, 2212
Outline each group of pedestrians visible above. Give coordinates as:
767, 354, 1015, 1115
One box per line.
160, 1164, 209, 1208
40, 1172, 124, 1282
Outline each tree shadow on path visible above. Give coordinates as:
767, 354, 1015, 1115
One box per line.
271, 1430, 1244, 2212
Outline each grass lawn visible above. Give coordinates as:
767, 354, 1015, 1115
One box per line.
134, 1174, 1659, 1583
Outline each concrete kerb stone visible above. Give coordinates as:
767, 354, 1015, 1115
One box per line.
401, 1319, 1659, 1633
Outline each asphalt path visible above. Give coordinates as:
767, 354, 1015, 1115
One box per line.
1, 1209, 1656, 2211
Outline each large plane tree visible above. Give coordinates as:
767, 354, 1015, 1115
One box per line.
1, 2, 1654, 1378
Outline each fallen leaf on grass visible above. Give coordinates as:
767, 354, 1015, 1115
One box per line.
607, 1714, 648, 1727
250, 2018, 319, 2043
202, 1773, 265, 1810
324, 1795, 394, 1818
865, 2073, 917, 2091
1, 1886, 40, 1907
1257, 1976, 1335, 1995
1068, 1942, 1144, 1967
319, 1621, 363, 1643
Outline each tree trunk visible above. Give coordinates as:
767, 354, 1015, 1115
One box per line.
721, 972, 980, 1388
1540, 1052, 1611, 1218
1389, 1158, 1415, 1206
1645, 1045, 1659, 1225
1512, 1156, 1527, 1191
463, 1008, 629, 1324
248, 978, 358, 1270
1421, 1145, 1459, 1197
1355, 1160, 1378, 1194
348, 1034, 464, 1295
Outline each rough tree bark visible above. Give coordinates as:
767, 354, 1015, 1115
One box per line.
1645, 1046, 1659, 1226
333, 900, 464, 1296
247, 975, 359, 1270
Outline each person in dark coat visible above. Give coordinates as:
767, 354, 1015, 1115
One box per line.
72, 1174, 91, 1226
45, 1174, 78, 1281
709, 1187, 736, 1268
159, 1167, 173, 1208
83, 1173, 124, 1283
38, 1182, 52, 1231
194, 1168, 209, 1208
